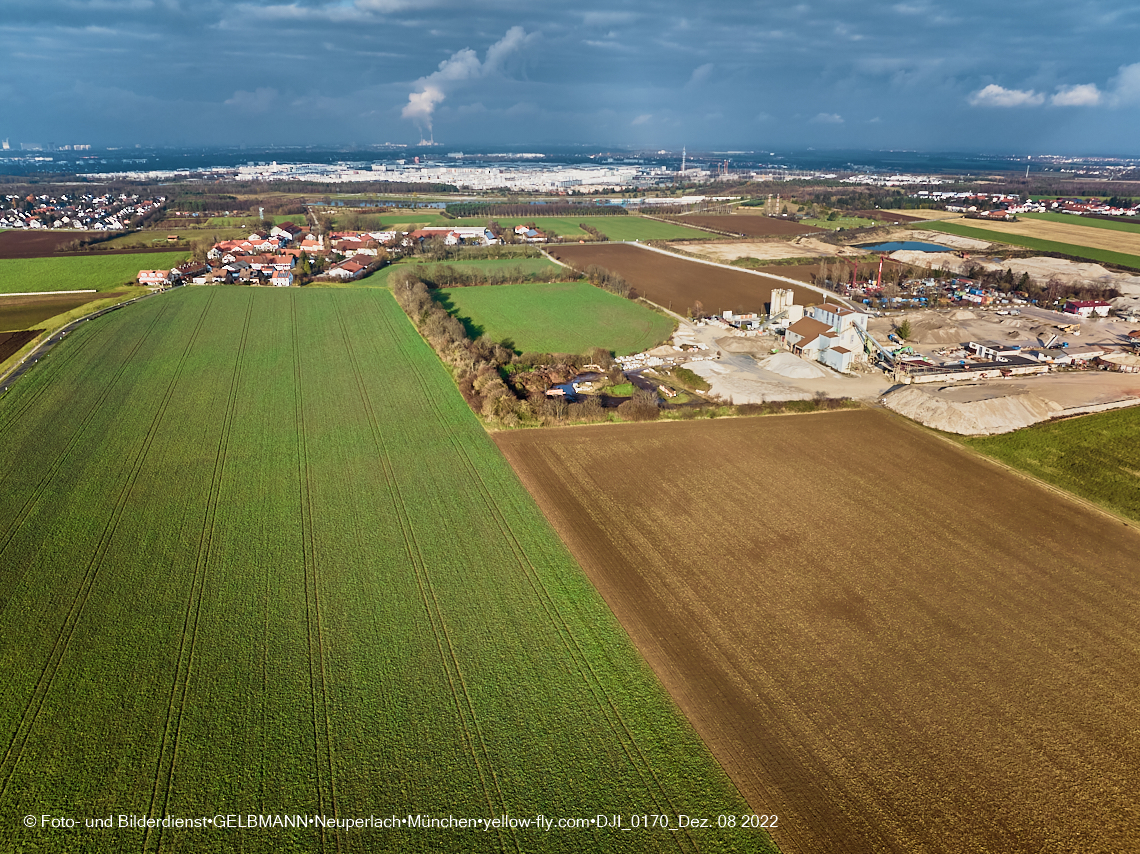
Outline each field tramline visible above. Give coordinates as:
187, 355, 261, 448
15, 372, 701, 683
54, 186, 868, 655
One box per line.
0, 287, 766, 853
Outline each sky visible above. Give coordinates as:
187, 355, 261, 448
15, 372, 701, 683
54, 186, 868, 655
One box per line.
3, 0, 1140, 155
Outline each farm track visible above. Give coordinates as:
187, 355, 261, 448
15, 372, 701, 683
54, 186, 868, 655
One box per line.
337, 298, 515, 853
292, 297, 340, 854
378, 300, 699, 853
0, 291, 215, 801
144, 292, 255, 854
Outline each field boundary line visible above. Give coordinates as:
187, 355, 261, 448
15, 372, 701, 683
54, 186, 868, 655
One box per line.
291, 295, 339, 854
879, 406, 1139, 530
337, 297, 515, 853
0, 295, 174, 566
0, 289, 215, 802
145, 291, 254, 854
455, 431, 701, 852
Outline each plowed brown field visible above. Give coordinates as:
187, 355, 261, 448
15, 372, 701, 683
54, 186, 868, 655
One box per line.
550, 243, 808, 314
0, 231, 178, 259
678, 215, 822, 237
496, 409, 1140, 854
0, 329, 40, 363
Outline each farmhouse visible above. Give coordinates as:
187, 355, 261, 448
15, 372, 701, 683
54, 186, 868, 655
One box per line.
138, 269, 170, 285
326, 260, 366, 280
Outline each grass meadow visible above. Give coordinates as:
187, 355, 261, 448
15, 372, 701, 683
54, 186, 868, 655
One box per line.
0, 252, 190, 294
0, 287, 764, 853
964, 405, 1140, 522
921, 220, 1140, 270
800, 216, 878, 230
440, 281, 675, 355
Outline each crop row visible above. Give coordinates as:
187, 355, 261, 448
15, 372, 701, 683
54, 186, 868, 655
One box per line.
0, 287, 766, 852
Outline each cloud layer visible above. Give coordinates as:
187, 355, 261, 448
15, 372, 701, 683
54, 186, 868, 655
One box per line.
2, 1, 1139, 151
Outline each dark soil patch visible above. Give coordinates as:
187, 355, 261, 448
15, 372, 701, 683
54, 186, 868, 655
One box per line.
0, 329, 41, 362
551, 243, 811, 314
0, 231, 187, 259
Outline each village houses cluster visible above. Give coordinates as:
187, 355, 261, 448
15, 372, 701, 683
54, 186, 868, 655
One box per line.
137, 222, 515, 287
2, 192, 164, 231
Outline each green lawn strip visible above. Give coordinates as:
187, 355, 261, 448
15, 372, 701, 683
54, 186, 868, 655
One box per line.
0, 287, 770, 853
440, 281, 675, 355
963, 406, 1140, 523
0, 252, 190, 294
205, 214, 309, 228
95, 228, 250, 249
918, 220, 1140, 270
310, 256, 562, 289
1018, 211, 1140, 233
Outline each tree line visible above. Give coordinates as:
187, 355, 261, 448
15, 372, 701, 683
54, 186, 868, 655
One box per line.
413, 263, 554, 288
578, 223, 609, 241
391, 267, 621, 427
568, 264, 632, 298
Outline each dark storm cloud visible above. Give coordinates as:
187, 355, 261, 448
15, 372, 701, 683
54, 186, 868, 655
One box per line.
3, 0, 1140, 152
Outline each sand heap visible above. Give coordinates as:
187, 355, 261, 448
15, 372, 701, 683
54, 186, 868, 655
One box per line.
909, 316, 969, 345
884, 386, 1062, 435
717, 335, 777, 356
758, 350, 827, 379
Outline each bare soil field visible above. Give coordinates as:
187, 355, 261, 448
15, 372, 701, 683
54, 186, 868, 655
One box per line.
550, 243, 808, 314
496, 410, 1140, 854
673, 237, 858, 263
0, 329, 40, 363
0, 290, 125, 331
678, 214, 822, 237
0, 231, 86, 258
0, 230, 186, 259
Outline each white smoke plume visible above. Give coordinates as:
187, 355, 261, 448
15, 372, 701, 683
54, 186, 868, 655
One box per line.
402, 26, 530, 137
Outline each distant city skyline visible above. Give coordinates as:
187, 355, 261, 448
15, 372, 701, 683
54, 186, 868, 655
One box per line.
3, 1, 1140, 155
